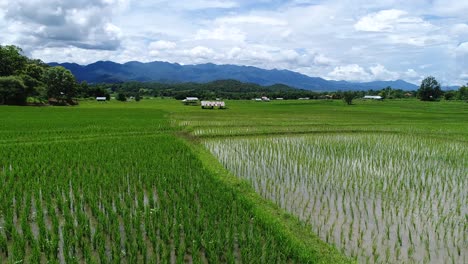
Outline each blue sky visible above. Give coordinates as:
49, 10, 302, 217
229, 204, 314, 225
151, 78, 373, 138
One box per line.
1, 0, 467, 85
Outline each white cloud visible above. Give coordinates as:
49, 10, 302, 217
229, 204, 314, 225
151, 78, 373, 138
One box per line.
31, 46, 114, 64
388, 35, 448, 47
369, 64, 399, 80
354, 9, 450, 47
216, 15, 287, 26
401, 69, 424, 83
355, 9, 405, 32
328, 64, 372, 82
354, 9, 434, 33
104, 23, 122, 38
459, 72, 468, 81
2, 0, 125, 50
185, 46, 215, 59
195, 26, 246, 42
173, 0, 238, 10
451, 23, 468, 35
149, 40, 176, 50
455, 42, 468, 55
328, 64, 403, 82
431, 0, 468, 16
313, 54, 335, 66
1, 0, 467, 85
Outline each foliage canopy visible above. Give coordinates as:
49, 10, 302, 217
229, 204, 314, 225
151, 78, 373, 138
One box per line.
418, 76, 442, 101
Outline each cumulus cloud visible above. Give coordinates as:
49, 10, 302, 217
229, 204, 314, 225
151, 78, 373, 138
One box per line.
185, 46, 215, 60
30, 46, 115, 64
402, 69, 422, 83
328, 64, 403, 82
369, 64, 399, 80
328, 64, 372, 82
355, 9, 434, 33
3, 0, 125, 50
313, 54, 336, 66
354, 9, 450, 48
1, 0, 467, 85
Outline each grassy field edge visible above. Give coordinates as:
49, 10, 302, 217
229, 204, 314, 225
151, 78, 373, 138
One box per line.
180, 134, 354, 263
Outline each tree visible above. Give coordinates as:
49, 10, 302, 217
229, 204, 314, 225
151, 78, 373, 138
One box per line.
417, 76, 442, 101
21, 63, 46, 97
458, 85, 468, 101
443, 91, 456, 100
135, 93, 141, 102
44, 66, 77, 104
342, 91, 357, 105
0, 76, 27, 105
0, 45, 27, 76
380, 86, 392, 99
117, 92, 126, 101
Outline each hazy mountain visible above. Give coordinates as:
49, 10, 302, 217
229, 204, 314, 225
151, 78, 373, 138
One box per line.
49, 61, 419, 91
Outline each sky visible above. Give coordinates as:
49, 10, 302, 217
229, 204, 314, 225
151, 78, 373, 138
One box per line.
0, 0, 467, 85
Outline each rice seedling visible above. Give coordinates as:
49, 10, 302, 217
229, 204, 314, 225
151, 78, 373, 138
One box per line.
205, 133, 467, 263
0, 106, 347, 263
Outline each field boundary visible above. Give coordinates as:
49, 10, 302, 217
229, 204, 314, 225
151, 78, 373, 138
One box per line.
186, 129, 468, 143
181, 133, 354, 263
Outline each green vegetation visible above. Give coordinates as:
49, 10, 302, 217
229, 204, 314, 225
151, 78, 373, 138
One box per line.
1, 44, 466, 263
44, 66, 78, 105
94, 79, 322, 100
0, 45, 113, 105
0, 45, 79, 105
458, 85, 468, 101
0, 101, 351, 263
417, 76, 443, 101
172, 99, 467, 263
342, 91, 357, 105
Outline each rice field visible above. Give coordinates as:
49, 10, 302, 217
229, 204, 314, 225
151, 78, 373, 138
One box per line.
180, 99, 467, 263
205, 134, 467, 263
0, 106, 347, 263
1, 99, 466, 263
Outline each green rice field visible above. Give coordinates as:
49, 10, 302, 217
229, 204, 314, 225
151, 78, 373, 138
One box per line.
1, 98, 466, 263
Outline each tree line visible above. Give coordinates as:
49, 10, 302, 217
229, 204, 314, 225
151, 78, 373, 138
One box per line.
94, 78, 467, 103
338, 76, 467, 105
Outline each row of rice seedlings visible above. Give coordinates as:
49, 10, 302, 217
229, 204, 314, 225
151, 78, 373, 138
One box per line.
205, 134, 467, 263
0, 133, 303, 263
175, 114, 445, 138
0, 107, 173, 148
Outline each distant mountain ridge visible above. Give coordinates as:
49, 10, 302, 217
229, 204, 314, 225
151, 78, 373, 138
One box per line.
49, 60, 419, 91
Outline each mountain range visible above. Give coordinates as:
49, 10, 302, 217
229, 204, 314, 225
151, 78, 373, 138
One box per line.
49, 60, 420, 91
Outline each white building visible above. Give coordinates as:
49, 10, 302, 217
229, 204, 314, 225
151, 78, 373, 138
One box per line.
182, 97, 199, 105
201, 101, 226, 109
363, 95, 383, 100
